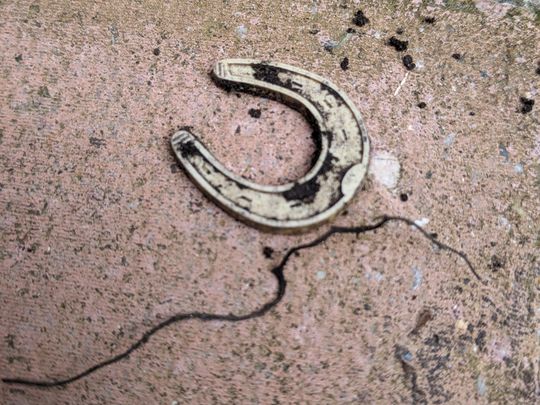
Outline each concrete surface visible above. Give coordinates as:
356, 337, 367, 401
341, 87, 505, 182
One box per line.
1, 0, 539, 403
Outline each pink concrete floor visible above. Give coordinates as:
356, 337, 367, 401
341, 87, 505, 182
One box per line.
1, 1, 539, 404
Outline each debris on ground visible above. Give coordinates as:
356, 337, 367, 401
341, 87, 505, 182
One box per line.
519, 97, 534, 114
403, 54, 415, 70
388, 36, 408, 52
352, 10, 369, 27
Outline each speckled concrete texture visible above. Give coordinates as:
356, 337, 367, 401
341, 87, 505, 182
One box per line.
1, 1, 539, 404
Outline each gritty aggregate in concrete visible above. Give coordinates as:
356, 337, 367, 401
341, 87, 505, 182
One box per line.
1, 1, 539, 404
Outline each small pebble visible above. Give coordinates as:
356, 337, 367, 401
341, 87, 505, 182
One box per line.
423, 16, 435, 24
455, 319, 468, 333
401, 351, 413, 362
452, 53, 463, 60
153, 47, 160, 56
417, 102, 427, 109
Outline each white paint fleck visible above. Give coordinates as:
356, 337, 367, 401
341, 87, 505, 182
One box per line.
316, 270, 326, 280
490, 339, 512, 363
498, 216, 511, 230
369, 151, 400, 190
414, 217, 430, 228
109, 25, 119, 45
321, 31, 353, 52
444, 133, 455, 146
514, 163, 524, 173
471, 169, 480, 186
477, 375, 487, 396
411, 267, 423, 290
394, 72, 410, 96
365, 271, 384, 282
322, 39, 338, 51
368, 29, 383, 39
236, 25, 247, 39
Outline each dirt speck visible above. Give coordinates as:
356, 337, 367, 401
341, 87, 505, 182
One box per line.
403, 54, 416, 70
410, 309, 434, 335
89, 137, 106, 148
263, 246, 274, 259
388, 36, 408, 52
519, 97, 534, 114
37, 86, 50, 98
248, 108, 261, 118
340, 57, 349, 71
352, 10, 369, 27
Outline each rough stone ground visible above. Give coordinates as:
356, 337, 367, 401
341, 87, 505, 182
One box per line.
1, 0, 539, 404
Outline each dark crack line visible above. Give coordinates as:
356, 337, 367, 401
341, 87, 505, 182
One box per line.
2, 215, 480, 388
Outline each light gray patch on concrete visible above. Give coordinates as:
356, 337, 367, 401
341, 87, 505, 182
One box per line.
369, 151, 400, 190
411, 267, 423, 290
